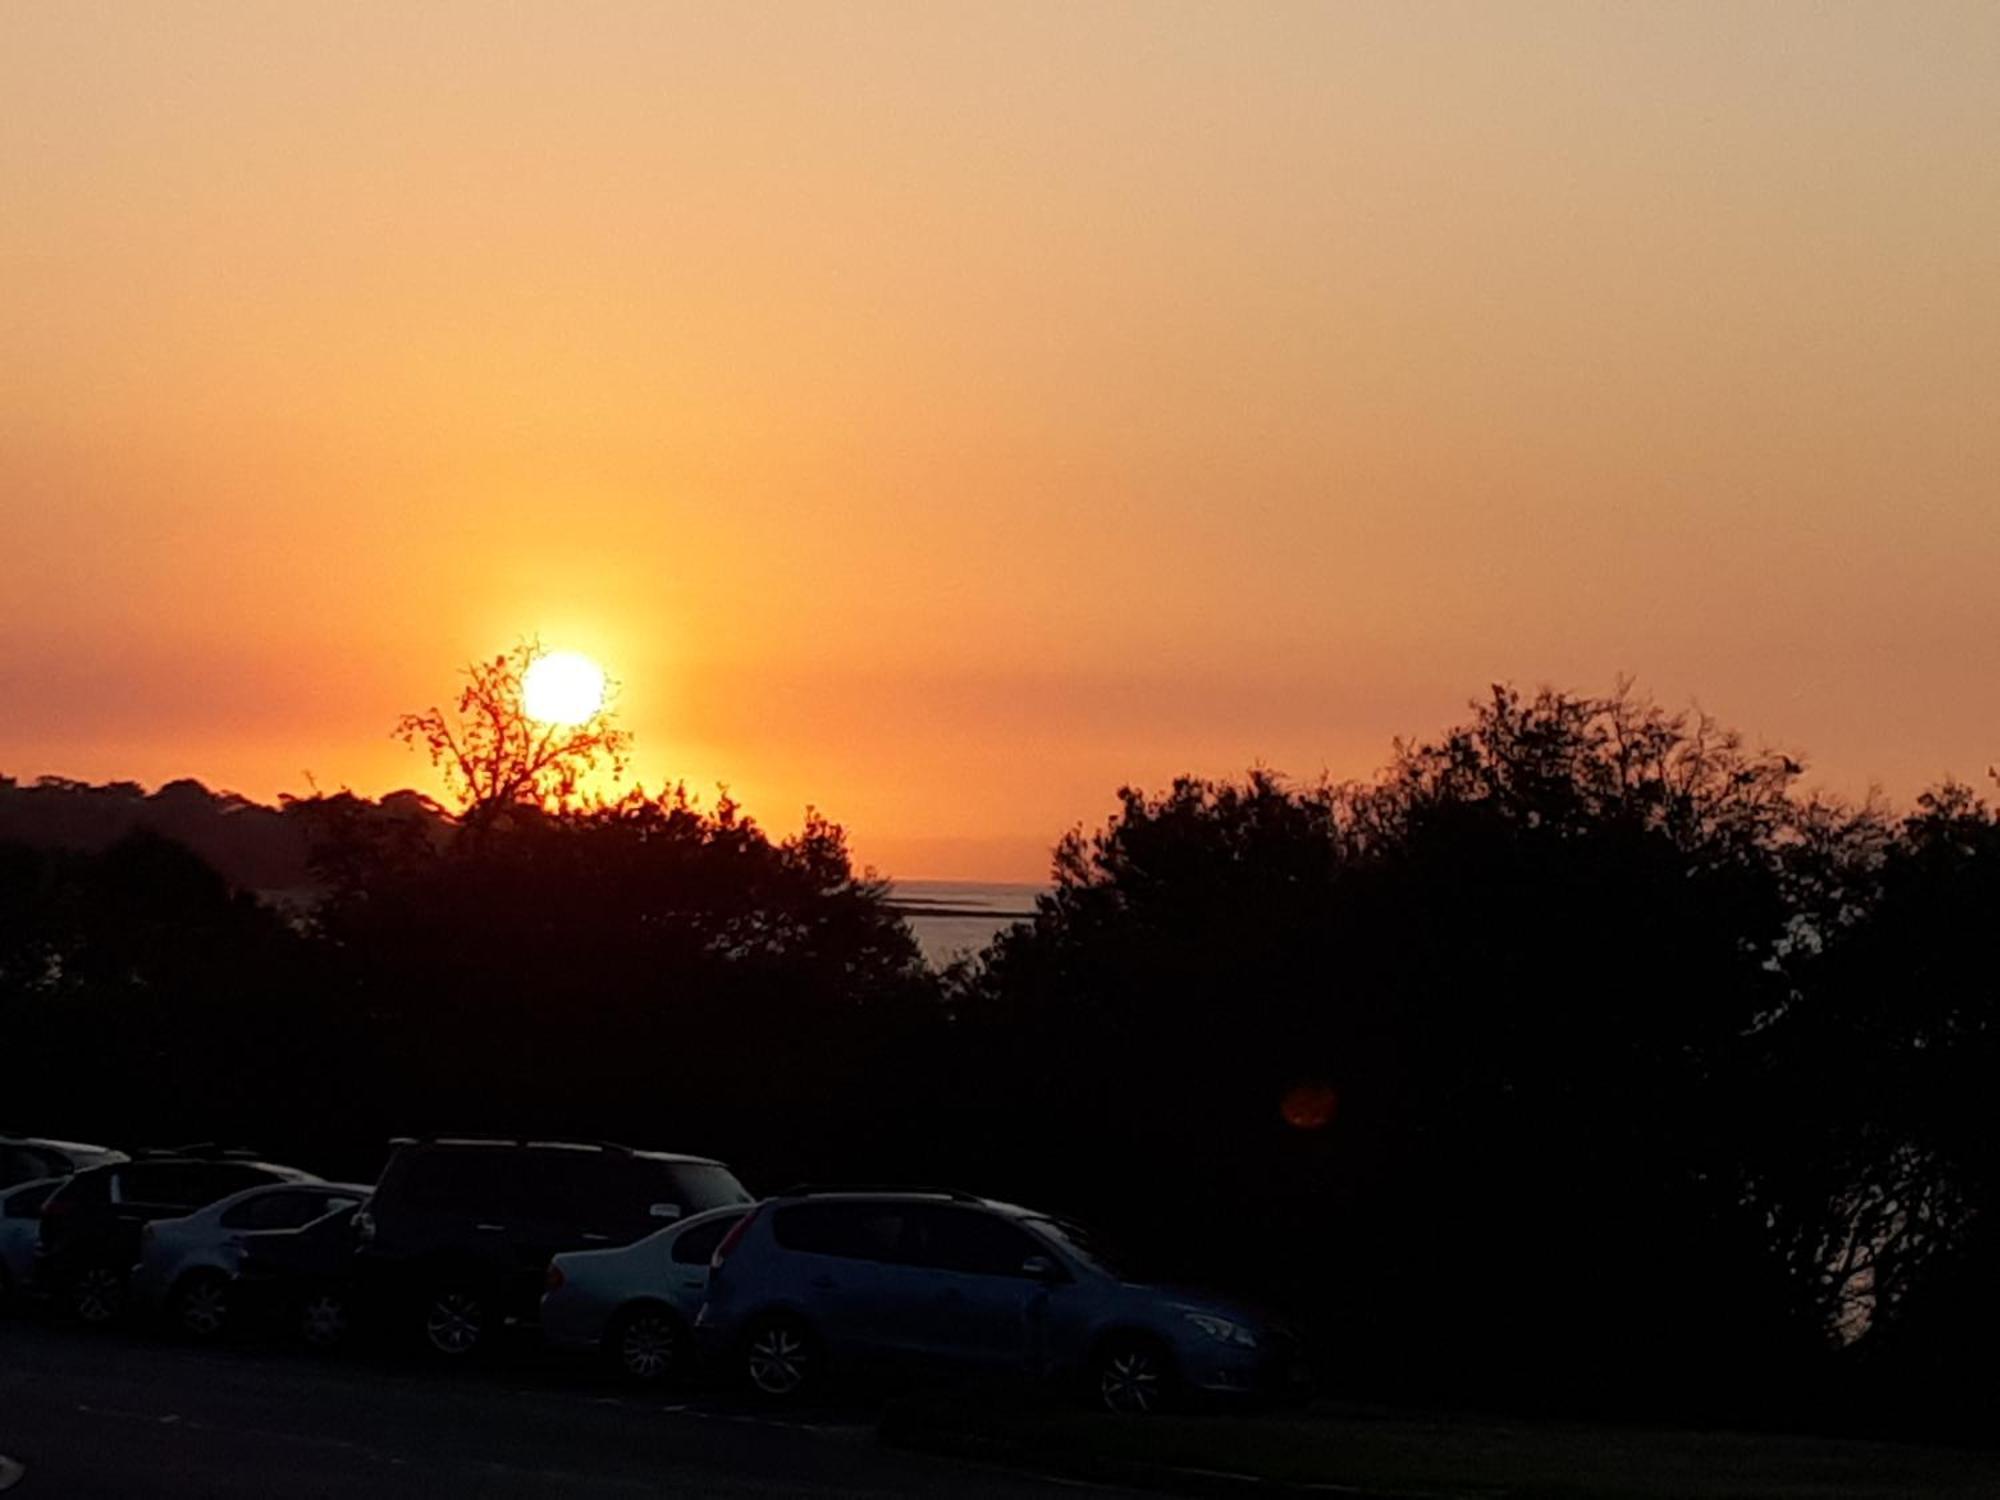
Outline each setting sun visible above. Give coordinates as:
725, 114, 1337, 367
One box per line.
522, 651, 608, 727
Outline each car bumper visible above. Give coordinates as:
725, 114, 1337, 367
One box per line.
1177, 1341, 1313, 1404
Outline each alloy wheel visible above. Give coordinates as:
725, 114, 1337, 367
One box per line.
424, 1289, 485, 1356
72, 1268, 124, 1325
618, 1312, 681, 1382
177, 1277, 230, 1339
300, 1291, 349, 1350
746, 1322, 810, 1397
1098, 1345, 1165, 1414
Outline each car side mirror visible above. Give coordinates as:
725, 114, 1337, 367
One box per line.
1021, 1254, 1064, 1283
649, 1202, 683, 1221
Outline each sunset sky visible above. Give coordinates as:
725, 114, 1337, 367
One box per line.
3, 2, 1996, 881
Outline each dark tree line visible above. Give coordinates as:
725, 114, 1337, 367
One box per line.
2, 683, 1995, 1428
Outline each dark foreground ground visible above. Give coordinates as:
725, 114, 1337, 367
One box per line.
0, 1319, 1134, 1499
7, 1318, 2000, 1500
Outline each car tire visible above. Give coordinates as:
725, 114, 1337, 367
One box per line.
1091, 1334, 1177, 1415
70, 1265, 127, 1327
421, 1283, 491, 1359
298, 1286, 352, 1353
742, 1313, 819, 1403
604, 1304, 687, 1384
172, 1271, 232, 1341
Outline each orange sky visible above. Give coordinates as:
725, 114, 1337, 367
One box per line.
3, 2, 1996, 881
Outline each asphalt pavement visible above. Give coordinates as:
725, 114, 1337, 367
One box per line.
0, 1317, 1133, 1498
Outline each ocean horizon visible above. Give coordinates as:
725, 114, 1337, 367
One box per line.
887, 879, 1043, 968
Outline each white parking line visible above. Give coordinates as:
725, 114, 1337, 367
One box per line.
0, 1453, 25, 1492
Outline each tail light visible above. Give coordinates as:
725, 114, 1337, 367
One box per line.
544, 1263, 565, 1294
711, 1205, 762, 1271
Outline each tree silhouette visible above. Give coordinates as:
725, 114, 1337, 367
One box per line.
395, 641, 631, 823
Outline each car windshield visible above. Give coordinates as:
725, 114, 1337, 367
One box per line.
1023, 1216, 1152, 1282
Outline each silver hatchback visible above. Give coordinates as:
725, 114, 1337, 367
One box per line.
540, 1205, 751, 1382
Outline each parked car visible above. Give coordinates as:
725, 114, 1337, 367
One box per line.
233, 1200, 370, 1352
0, 1177, 66, 1305
34, 1154, 320, 1324
353, 1137, 753, 1358
541, 1205, 751, 1382
131, 1180, 370, 1339
695, 1188, 1307, 1413
0, 1136, 126, 1189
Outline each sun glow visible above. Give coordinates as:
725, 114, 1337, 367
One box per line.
522, 651, 608, 727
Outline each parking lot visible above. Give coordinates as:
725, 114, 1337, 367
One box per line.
0, 1318, 1139, 1498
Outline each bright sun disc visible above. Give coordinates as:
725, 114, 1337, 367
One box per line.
522, 651, 607, 726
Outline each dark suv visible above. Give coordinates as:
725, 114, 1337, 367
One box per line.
353, 1137, 752, 1356
34, 1153, 319, 1323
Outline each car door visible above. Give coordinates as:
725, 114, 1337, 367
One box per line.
893, 1205, 1047, 1374
766, 1201, 901, 1363
0, 1179, 60, 1284
98, 1164, 207, 1266
501, 1153, 598, 1295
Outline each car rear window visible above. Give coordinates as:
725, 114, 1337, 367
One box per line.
671, 1211, 746, 1266
2, 1179, 60, 1218
0, 1145, 65, 1185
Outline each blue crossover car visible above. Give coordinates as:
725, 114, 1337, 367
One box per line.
694, 1187, 1306, 1412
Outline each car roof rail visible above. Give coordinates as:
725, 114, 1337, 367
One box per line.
776, 1183, 984, 1202
132, 1142, 267, 1161
388, 1135, 630, 1154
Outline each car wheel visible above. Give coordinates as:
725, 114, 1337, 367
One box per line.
299, 1287, 352, 1352
71, 1265, 127, 1326
422, 1285, 489, 1358
743, 1313, 818, 1402
607, 1305, 685, 1384
173, 1272, 232, 1341
1093, 1335, 1175, 1415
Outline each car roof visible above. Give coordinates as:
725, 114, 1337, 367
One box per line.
3, 1136, 124, 1157
111, 1158, 320, 1180
770, 1188, 1029, 1215
392, 1138, 727, 1167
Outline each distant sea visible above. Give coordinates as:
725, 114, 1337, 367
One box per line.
887, 881, 1044, 968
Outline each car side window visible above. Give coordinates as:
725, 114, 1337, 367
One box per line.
0, 1146, 64, 1185
670, 1213, 744, 1266
772, 1202, 914, 1262
512, 1154, 590, 1223
908, 1206, 1043, 1277
116, 1164, 189, 1206
220, 1190, 329, 1230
